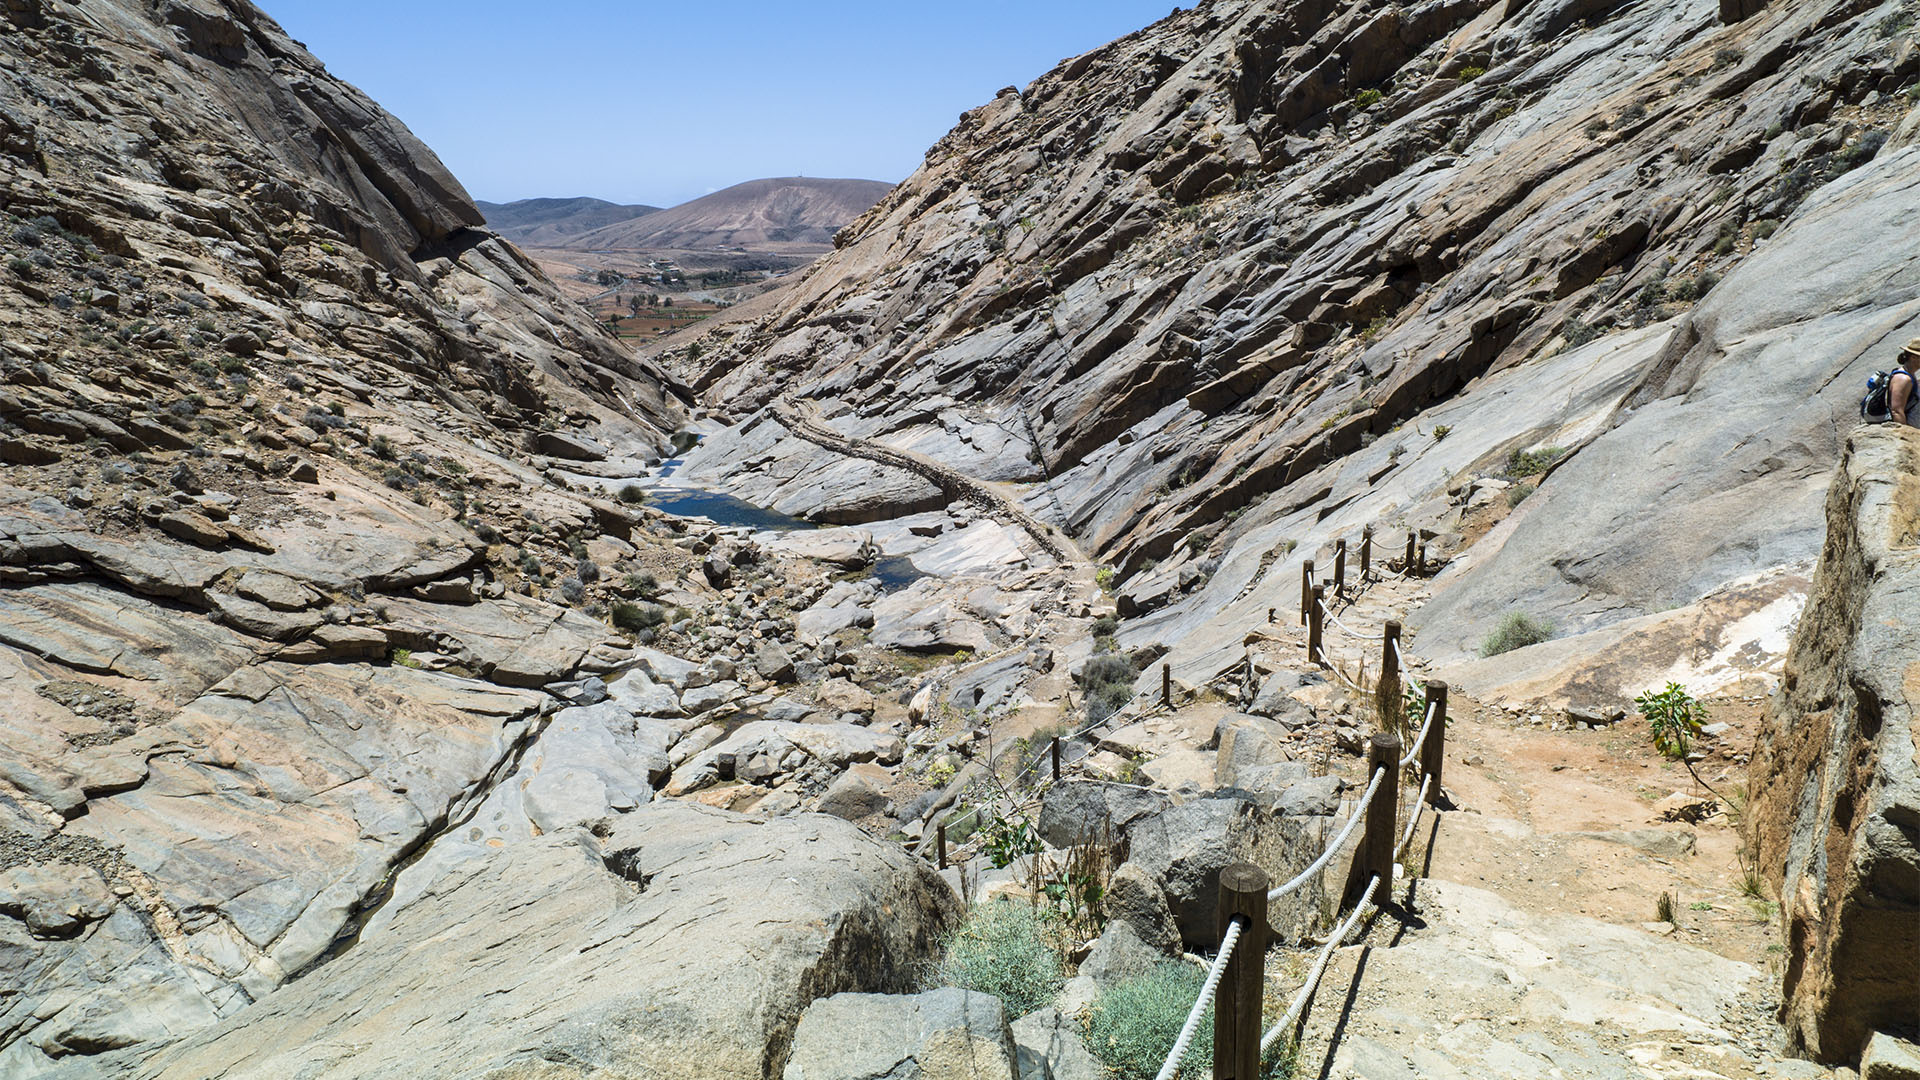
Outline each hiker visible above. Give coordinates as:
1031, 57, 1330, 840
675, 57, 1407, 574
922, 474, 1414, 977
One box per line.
1895, 339, 1920, 426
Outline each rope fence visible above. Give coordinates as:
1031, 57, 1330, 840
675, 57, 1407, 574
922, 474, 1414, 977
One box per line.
919, 521, 1453, 1077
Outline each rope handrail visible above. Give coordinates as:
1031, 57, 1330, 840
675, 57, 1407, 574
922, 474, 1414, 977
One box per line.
1262, 872, 1383, 1053
1396, 774, 1434, 860
1268, 764, 1386, 901
1154, 915, 1246, 1080
1399, 697, 1439, 768
1314, 644, 1367, 694
1387, 636, 1424, 695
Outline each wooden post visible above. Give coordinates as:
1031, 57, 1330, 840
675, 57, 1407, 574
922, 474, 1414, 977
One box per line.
1214, 863, 1270, 1080
1353, 732, 1402, 906
1161, 663, 1172, 708
1359, 526, 1372, 583
1307, 585, 1325, 667
1051, 736, 1062, 781
1417, 541, 1428, 576
1334, 539, 1347, 597
937, 822, 947, 869
1422, 680, 1448, 807
1404, 531, 1416, 573
1267, 606, 1276, 624
715, 753, 737, 783
1300, 559, 1315, 625
1376, 620, 1403, 734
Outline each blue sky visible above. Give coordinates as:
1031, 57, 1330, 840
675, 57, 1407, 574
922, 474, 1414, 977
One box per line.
264, 1, 1176, 208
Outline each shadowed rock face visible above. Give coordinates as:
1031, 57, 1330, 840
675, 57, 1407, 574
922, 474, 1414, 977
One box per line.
668, 0, 1913, 688
1747, 427, 1920, 1065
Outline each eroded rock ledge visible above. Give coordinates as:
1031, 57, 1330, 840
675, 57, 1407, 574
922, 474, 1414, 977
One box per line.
1748, 425, 1920, 1065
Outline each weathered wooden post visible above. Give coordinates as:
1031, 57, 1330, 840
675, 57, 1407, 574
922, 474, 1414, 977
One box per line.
1417, 540, 1428, 576
937, 822, 948, 869
1051, 736, 1062, 781
1404, 531, 1416, 574
1359, 526, 1372, 583
1161, 662, 1172, 708
1307, 585, 1325, 666
1300, 559, 1315, 625
1267, 606, 1276, 624
1376, 620, 1403, 733
1423, 680, 1448, 806
1214, 863, 1270, 1080
1353, 732, 1402, 906
1334, 539, 1347, 597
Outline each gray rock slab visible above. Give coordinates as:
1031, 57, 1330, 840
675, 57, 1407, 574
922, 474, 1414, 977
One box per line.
785, 987, 1016, 1080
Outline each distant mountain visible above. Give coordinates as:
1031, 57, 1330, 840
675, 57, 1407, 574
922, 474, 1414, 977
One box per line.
565, 177, 893, 252
477, 196, 661, 246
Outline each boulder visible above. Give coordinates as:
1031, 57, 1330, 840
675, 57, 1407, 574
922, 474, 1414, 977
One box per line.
757, 641, 797, 684
115, 804, 962, 1080
818, 677, 876, 715
0, 863, 114, 939
671, 722, 905, 796
816, 763, 891, 821
1036, 780, 1171, 848
536, 430, 610, 462
785, 988, 1015, 1080
1862, 1033, 1920, 1080
1010, 1007, 1105, 1080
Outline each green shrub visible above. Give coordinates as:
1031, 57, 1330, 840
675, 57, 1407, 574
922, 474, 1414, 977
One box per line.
1480, 612, 1553, 657
1506, 482, 1535, 508
1458, 65, 1487, 80
617, 483, 647, 505
370, 435, 395, 460
625, 571, 660, 598
1085, 963, 1212, 1079
1082, 652, 1138, 724
611, 600, 667, 633
1504, 446, 1565, 479
1354, 88, 1382, 108
933, 902, 1064, 1018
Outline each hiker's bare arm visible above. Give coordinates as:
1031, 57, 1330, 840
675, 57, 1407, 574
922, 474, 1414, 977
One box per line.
1898, 376, 1914, 425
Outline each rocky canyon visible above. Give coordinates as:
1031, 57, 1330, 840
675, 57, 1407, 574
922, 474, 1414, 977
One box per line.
1, 0, 1917, 1077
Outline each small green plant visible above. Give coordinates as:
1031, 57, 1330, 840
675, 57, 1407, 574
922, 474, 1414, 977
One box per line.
390, 648, 420, 669
1636, 681, 1707, 759
980, 812, 1042, 870
617, 483, 647, 505
624, 571, 660, 599
933, 902, 1064, 1018
370, 435, 395, 460
1689, 901, 1712, 912
1095, 566, 1116, 594
1432, 425, 1452, 441
1354, 88, 1382, 108
1086, 964, 1214, 1079
1457, 65, 1487, 80
1506, 482, 1536, 508
1656, 891, 1677, 925
1480, 612, 1553, 657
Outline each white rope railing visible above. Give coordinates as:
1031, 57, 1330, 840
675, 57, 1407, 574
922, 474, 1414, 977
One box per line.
1154, 915, 1246, 1080
1314, 644, 1368, 694
1262, 872, 1383, 1053
1396, 774, 1433, 860
1387, 636, 1423, 695
1268, 765, 1386, 901
1399, 696, 1438, 768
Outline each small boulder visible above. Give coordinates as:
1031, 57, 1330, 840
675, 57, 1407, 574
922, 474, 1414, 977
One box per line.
816, 763, 890, 821
1864, 1032, 1920, 1080
818, 677, 876, 715
784, 988, 1016, 1080
535, 430, 609, 462
756, 642, 797, 684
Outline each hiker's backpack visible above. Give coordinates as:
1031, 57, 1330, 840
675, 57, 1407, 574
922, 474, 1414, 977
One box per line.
1862, 369, 1913, 423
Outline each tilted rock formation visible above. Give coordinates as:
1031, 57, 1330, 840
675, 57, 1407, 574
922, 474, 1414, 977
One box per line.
1747, 426, 1920, 1066
668, 0, 1915, 686
0, 0, 701, 1071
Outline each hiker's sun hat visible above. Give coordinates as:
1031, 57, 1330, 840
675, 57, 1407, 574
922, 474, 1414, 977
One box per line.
1905, 337, 1920, 362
